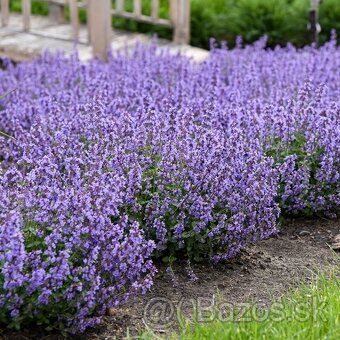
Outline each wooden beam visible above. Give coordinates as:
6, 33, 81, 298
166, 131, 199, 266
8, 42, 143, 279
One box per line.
69, 0, 79, 40
151, 0, 159, 21
87, 0, 112, 61
86, 0, 91, 43
116, 0, 124, 13
133, 0, 141, 17
49, 2, 66, 24
173, 0, 190, 44
111, 9, 172, 27
309, 0, 320, 45
22, 0, 31, 32
1, 0, 9, 27
310, 0, 320, 10
170, 0, 177, 26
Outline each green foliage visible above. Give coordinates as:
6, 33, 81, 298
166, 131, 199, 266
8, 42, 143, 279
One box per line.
266, 132, 324, 167
190, 0, 338, 49
265, 132, 334, 216
10, 0, 48, 15
123, 149, 217, 264
208, 0, 291, 47
319, 0, 340, 44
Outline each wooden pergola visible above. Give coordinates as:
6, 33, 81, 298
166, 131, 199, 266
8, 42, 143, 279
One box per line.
0, 0, 191, 60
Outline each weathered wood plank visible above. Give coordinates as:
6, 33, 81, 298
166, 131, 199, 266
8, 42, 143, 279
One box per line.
310, 0, 320, 10
151, 0, 159, 21
69, 0, 79, 40
1, 0, 9, 27
87, 0, 111, 61
86, 0, 91, 43
48, 3, 66, 24
170, 0, 177, 25
173, 0, 190, 44
43, 0, 68, 5
111, 9, 171, 27
22, 0, 31, 32
133, 0, 141, 17
116, 0, 124, 12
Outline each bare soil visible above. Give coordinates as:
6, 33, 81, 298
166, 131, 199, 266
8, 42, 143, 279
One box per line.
1, 217, 339, 340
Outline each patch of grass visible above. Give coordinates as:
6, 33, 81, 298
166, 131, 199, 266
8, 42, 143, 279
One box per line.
142, 267, 340, 339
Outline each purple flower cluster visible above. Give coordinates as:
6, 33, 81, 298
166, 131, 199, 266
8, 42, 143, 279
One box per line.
207, 36, 340, 215
0, 36, 339, 332
0, 159, 155, 332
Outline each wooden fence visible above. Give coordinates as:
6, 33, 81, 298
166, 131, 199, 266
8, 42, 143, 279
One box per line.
0, 0, 191, 60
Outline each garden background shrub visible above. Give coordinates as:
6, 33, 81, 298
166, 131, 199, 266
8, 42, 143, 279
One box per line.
319, 0, 340, 45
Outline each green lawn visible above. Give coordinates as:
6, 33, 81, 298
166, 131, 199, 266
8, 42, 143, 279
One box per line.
142, 268, 340, 340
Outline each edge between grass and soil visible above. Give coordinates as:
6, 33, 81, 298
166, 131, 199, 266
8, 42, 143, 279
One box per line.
141, 263, 340, 340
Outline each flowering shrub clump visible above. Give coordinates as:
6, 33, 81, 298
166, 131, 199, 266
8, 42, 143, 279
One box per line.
0, 37, 339, 332
203, 36, 340, 216
0, 113, 156, 331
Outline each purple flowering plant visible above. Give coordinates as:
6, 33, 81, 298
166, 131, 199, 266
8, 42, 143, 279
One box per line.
0, 35, 339, 332
0, 90, 15, 140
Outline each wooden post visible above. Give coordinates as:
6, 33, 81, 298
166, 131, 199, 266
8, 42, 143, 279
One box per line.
170, 0, 177, 24
87, 0, 91, 43
116, 0, 124, 13
22, 0, 31, 32
172, 0, 190, 45
309, 0, 320, 45
69, 0, 79, 41
134, 0, 141, 17
49, 2, 66, 24
151, 0, 159, 21
87, 0, 112, 61
1, 0, 9, 27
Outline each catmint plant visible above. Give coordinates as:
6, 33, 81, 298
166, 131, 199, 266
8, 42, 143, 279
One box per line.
0, 35, 339, 332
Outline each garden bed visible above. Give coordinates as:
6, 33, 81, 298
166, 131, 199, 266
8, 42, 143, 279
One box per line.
0, 38, 339, 337
90, 218, 340, 339
0, 217, 339, 339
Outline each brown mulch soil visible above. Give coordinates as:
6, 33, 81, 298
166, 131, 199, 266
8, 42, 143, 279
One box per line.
1, 217, 339, 340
